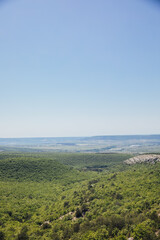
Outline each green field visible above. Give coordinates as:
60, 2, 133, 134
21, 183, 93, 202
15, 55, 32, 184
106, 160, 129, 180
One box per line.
0, 152, 160, 239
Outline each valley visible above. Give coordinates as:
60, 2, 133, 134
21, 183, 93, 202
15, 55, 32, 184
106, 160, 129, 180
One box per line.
0, 151, 160, 239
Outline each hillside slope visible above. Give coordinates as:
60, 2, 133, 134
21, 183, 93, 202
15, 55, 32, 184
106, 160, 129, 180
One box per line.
0, 152, 160, 240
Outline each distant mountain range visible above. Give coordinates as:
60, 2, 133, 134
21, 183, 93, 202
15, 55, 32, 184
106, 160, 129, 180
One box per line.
0, 134, 160, 145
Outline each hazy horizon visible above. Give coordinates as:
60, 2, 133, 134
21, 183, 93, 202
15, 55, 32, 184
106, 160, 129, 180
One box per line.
0, 133, 160, 139
1, 0, 160, 138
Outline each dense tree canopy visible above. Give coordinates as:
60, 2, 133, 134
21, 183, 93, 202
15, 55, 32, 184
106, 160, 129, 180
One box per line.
0, 152, 160, 239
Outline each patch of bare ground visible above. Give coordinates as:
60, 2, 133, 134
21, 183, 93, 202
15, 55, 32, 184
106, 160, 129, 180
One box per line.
124, 154, 160, 165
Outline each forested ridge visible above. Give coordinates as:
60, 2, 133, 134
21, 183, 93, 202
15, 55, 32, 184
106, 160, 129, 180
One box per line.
0, 152, 160, 239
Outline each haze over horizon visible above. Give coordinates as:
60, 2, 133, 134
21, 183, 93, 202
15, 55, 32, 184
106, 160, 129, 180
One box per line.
1, 0, 160, 138
1, 133, 160, 140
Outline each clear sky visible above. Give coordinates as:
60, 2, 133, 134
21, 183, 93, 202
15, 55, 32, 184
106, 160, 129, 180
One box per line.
0, 0, 160, 137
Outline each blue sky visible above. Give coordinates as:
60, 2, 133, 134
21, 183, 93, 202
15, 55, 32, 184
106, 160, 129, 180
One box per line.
0, 0, 160, 137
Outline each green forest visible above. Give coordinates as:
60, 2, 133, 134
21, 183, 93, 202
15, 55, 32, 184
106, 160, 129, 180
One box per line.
0, 152, 160, 240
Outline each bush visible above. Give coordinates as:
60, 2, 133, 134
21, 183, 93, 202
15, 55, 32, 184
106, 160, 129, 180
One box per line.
133, 220, 156, 240
110, 215, 125, 230
75, 208, 82, 218
64, 201, 69, 208
73, 223, 80, 233
17, 226, 29, 240
0, 231, 5, 240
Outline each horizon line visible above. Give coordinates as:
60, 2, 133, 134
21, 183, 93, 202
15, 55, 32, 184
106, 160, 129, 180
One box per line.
0, 133, 160, 139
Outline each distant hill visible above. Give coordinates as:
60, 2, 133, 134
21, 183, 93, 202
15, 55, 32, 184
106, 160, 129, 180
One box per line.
0, 135, 160, 145
0, 153, 92, 183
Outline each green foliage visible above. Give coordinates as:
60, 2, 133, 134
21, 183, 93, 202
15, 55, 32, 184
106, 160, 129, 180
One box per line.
0, 231, 5, 240
0, 153, 96, 183
0, 152, 160, 239
133, 220, 157, 240
75, 208, 82, 218
17, 226, 29, 240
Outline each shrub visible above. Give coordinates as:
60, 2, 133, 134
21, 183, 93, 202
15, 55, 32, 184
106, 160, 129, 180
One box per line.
17, 226, 29, 240
133, 220, 156, 240
75, 208, 82, 218
0, 231, 5, 240
73, 223, 80, 233
64, 201, 69, 208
